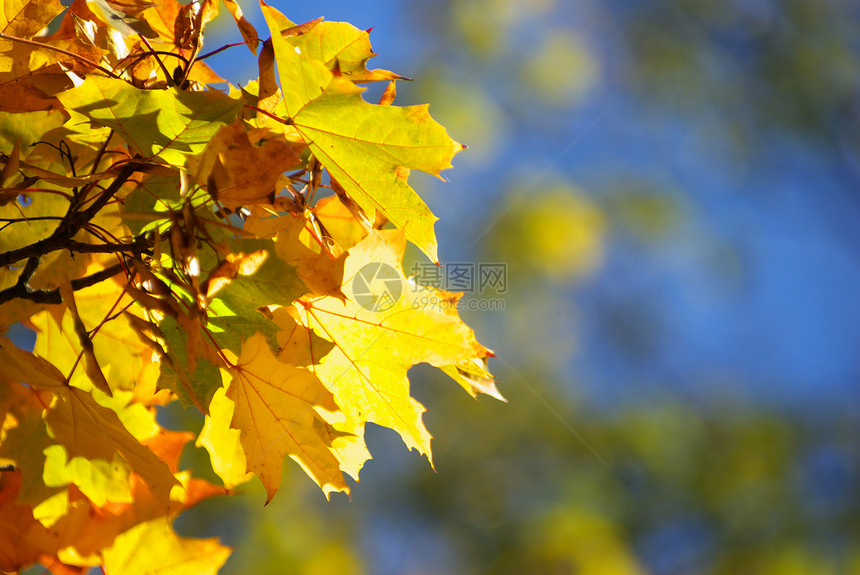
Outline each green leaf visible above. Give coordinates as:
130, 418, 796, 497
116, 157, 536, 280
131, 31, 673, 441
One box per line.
57, 76, 243, 166
158, 239, 307, 409
0, 110, 65, 153
209, 239, 307, 309
157, 315, 223, 410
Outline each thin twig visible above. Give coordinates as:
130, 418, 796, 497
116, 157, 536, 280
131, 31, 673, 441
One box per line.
197, 42, 247, 61
139, 36, 175, 87
115, 50, 189, 77
89, 131, 114, 175
244, 104, 292, 125
0, 32, 120, 79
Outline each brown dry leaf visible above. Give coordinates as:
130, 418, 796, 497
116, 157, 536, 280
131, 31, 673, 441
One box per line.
196, 120, 304, 211
274, 214, 346, 299
0, 471, 62, 573
222, 0, 259, 54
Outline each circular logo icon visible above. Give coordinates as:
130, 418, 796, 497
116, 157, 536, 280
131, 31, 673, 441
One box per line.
352, 262, 402, 312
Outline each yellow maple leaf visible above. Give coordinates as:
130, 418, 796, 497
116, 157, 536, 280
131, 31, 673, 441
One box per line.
292, 229, 498, 478
225, 332, 349, 502
101, 516, 231, 575
31, 272, 159, 395
196, 386, 253, 490
43, 385, 178, 504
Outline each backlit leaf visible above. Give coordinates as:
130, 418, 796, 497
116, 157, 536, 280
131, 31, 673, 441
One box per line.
259, 4, 464, 261
0, 0, 64, 38
43, 385, 178, 503
226, 332, 348, 501
294, 229, 496, 474
102, 516, 231, 575
222, 0, 259, 54
57, 76, 242, 166
286, 21, 406, 84
194, 119, 303, 210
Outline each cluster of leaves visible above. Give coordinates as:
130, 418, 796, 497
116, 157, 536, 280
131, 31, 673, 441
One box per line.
0, 0, 502, 572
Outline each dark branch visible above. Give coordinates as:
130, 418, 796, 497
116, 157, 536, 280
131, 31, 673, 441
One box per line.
0, 163, 139, 268
0, 262, 126, 306
67, 236, 152, 255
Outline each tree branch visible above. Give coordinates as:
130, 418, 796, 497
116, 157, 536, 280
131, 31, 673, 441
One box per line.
0, 163, 139, 267
0, 262, 126, 306
67, 236, 152, 255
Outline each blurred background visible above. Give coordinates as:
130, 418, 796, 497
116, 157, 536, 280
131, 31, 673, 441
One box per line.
165, 1, 860, 573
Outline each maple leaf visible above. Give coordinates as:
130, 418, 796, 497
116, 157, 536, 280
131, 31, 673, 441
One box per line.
155, 235, 308, 410
441, 357, 506, 402
0, 1, 500, 568
0, 471, 62, 573
292, 229, 497, 476
42, 445, 133, 507
30, 275, 158, 395
222, 0, 259, 55
0, 0, 64, 38
193, 119, 304, 211
286, 20, 407, 84
259, 3, 464, 262
0, 382, 59, 509
85, 0, 160, 39
225, 332, 348, 502
292, 79, 462, 263
311, 194, 371, 252
0, 183, 68, 255
43, 386, 178, 504
37, 428, 227, 561
196, 387, 253, 489
57, 76, 242, 166
155, 313, 224, 411
0, 337, 174, 504
272, 213, 346, 299
101, 516, 231, 575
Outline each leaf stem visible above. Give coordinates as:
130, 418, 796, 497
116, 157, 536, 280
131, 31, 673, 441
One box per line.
197, 42, 247, 61
243, 104, 292, 125
139, 36, 175, 87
